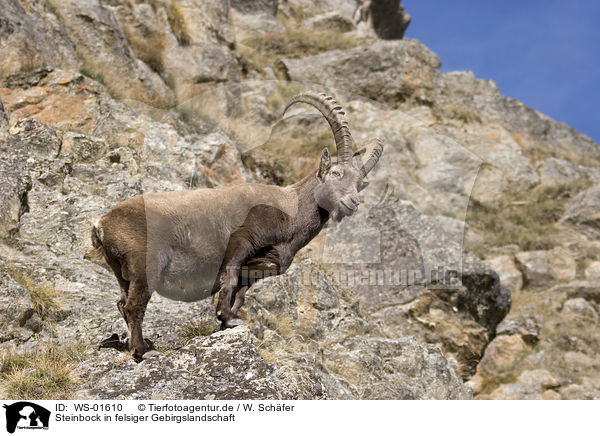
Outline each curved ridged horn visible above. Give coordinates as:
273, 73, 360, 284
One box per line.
283, 92, 354, 163
360, 138, 384, 178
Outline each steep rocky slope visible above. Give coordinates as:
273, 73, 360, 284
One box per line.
0, 0, 598, 399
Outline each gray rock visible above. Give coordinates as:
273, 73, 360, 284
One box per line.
496, 314, 542, 346
438, 71, 600, 163
74, 323, 470, 400
584, 261, 600, 280
473, 334, 528, 384
515, 247, 576, 289
562, 297, 598, 321
0, 0, 79, 77
551, 280, 600, 305
280, 39, 441, 106
559, 384, 600, 400
231, 9, 286, 42
483, 369, 560, 400
322, 336, 469, 399
49, 0, 174, 108
415, 162, 465, 195
321, 198, 510, 377
538, 157, 588, 188
560, 184, 600, 239
308, 12, 355, 33
76, 327, 307, 400
244, 259, 470, 399
485, 255, 523, 294
0, 118, 64, 237
281, 0, 358, 26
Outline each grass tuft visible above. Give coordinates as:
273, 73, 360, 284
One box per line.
79, 68, 105, 85
237, 14, 362, 74
467, 181, 590, 256
6, 268, 61, 317
182, 316, 215, 339
0, 343, 86, 399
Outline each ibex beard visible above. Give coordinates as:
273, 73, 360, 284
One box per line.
90, 92, 384, 361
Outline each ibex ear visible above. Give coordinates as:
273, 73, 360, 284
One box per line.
358, 180, 370, 192
317, 147, 331, 181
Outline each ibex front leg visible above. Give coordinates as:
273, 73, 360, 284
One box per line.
215, 232, 255, 329
216, 265, 240, 328
216, 206, 289, 328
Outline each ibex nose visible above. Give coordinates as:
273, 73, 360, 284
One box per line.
350, 196, 360, 207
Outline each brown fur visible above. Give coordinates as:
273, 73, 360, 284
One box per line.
91, 93, 383, 360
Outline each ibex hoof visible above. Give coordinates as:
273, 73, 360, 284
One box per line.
132, 339, 155, 363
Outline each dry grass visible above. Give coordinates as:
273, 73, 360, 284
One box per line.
264, 83, 304, 114
237, 14, 361, 74
181, 316, 215, 340
0, 343, 86, 399
245, 122, 332, 185
433, 102, 482, 125
7, 268, 61, 317
466, 181, 590, 256
165, 3, 190, 47
240, 28, 357, 61
513, 132, 600, 168
78, 67, 105, 85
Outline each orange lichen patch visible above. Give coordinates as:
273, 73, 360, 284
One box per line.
0, 84, 97, 133
0, 69, 107, 133
32, 95, 94, 133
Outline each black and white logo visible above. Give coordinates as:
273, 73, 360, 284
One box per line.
3, 402, 50, 434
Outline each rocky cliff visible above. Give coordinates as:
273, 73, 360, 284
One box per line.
0, 0, 598, 400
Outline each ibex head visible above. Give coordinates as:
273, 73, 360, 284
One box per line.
284, 92, 383, 221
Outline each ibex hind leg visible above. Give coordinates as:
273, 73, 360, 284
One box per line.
124, 278, 153, 361
100, 256, 130, 351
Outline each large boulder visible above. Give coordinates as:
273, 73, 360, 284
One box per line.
515, 248, 577, 289
66, 258, 471, 400
437, 71, 600, 164
560, 184, 600, 239
481, 369, 560, 400
0, 118, 61, 238
75, 327, 325, 400
279, 39, 441, 106
113, 0, 240, 103
243, 258, 470, 399
485, 255, 523, 294
473, 334, 529, 386
319, 198, 510, 377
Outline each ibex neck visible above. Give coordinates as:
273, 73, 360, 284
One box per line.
289, 173, 329, 244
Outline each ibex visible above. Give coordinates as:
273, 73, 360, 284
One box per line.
91, 92, 383, 360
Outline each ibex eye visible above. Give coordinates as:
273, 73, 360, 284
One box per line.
331, 170, 342, 178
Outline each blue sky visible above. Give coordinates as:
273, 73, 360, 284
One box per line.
403, 0, 600, 145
